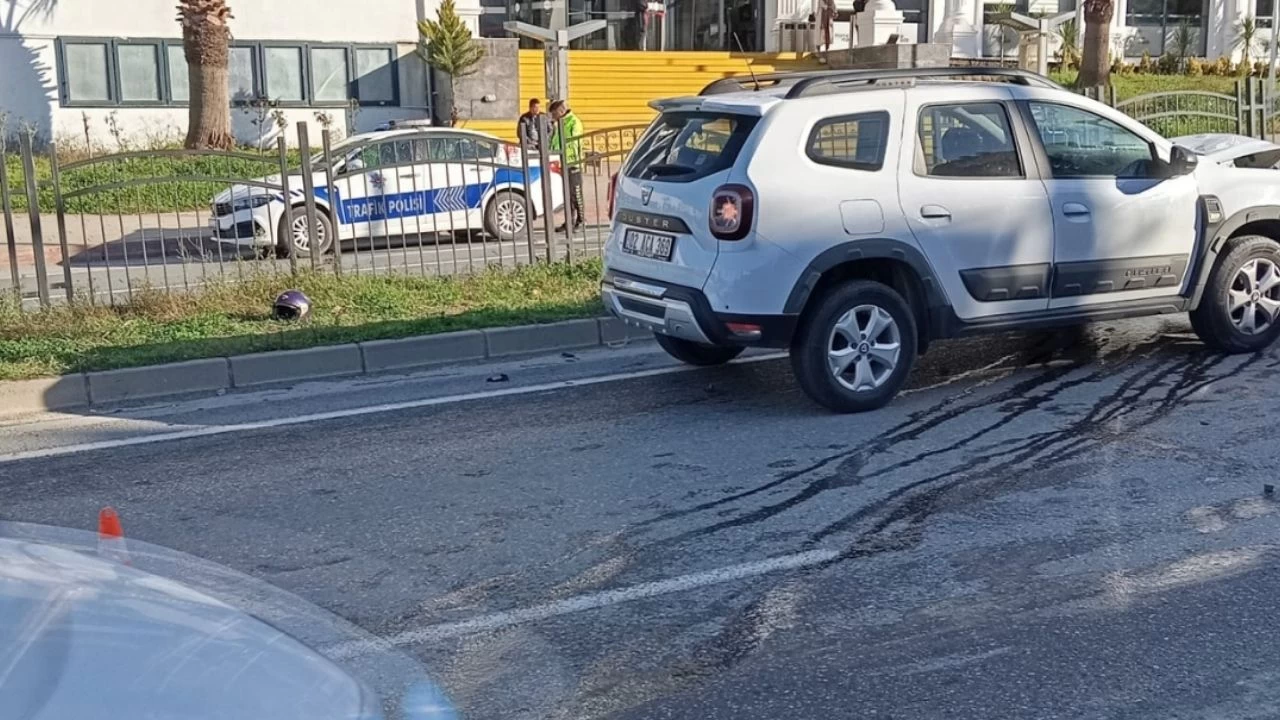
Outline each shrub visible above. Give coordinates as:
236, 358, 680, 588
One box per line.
1213, 56, 1234, 76
1186, 57, 1204, 76
1138, 51, 1155, 74
1157, 52, 1180, 74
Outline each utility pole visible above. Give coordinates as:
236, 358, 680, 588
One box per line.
504, 2, 605, 102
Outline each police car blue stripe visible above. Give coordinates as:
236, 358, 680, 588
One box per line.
319, 166, 545, 226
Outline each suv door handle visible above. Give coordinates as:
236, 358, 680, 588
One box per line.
920, 204, 951, 219
1062, 202, 1091, 217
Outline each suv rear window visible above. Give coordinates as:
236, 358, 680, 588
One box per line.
624, 111, 759, 183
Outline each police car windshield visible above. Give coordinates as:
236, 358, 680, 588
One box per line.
307, 136, 367, 171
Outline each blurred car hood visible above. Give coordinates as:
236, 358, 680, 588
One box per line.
1171, 133, 1280, 165
0, 522, 456, 720
0, 538, 372, 720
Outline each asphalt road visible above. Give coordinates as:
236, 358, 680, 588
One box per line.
3, 316, 1280, 719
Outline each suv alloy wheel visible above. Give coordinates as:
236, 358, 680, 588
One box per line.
791, 280, 918, 413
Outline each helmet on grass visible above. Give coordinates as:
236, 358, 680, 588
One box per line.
272, 289, 312, 321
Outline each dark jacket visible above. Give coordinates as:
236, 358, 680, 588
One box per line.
518, 112, 543, 148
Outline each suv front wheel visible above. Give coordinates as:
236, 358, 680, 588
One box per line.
1190, 235, 1280, 353
791, 280, 918, 413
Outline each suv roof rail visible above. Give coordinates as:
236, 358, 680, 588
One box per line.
697, 67, 1059, 98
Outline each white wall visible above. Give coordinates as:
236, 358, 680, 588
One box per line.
1, 0, 477, 148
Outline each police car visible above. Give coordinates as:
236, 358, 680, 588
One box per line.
211, 127, 564, 257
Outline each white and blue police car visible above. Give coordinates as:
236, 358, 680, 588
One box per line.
210, 127, 565, 257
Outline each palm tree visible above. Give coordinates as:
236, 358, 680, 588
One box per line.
1057, 18, 1081, 69
177, 0, 234, 149
1078, 0, 1113, 88
1236, 15, 1260, 68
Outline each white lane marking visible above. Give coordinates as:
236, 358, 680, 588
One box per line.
333, 548, 840, 656
0, 353, 787, 464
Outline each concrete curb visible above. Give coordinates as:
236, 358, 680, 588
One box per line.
0, 316, 653, 417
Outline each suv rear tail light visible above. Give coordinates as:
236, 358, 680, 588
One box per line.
502, 143, 520, 164
549, 160, 563, 175
709, 185, 754, 241
607, 172, 619, 220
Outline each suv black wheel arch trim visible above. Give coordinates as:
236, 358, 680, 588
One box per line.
782, 238, 950, 351
1187, 201, 1280, 310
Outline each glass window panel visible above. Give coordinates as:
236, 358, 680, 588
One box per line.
229, 45, 257, 102
1027, 102, 1154, 178
117, 44, 162, 102
264, 46, 304, 102
916, 102, 1022, 178
64, 42, 111, 103
167, 45, 190, 103
310, 47, 349, 103
807, 112, 890, 171
355, 48, 395, 104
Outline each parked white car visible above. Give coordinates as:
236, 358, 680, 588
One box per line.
603, 67, 1280, 412
211, 127, 565, 257
1171, 133, 1280, 169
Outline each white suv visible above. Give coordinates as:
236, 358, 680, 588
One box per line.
601, 67, 1280, 412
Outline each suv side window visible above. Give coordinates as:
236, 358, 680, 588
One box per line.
1026, 102, 1154, 178
807, 111, 890, 171
917, 102, 1022, 178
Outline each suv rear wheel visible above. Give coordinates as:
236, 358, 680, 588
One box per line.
655, 334, 745, 366
1190, 235, 1280, 353
791, 280, 918, 413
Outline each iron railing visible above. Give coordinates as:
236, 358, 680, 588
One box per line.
1, 117, 652, 311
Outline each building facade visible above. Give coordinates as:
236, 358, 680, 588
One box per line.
0, 0, 481, 147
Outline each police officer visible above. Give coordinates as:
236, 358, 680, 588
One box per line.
548, 99, 585, 231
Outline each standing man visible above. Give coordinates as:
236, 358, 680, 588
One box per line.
548, 99, 585, 232
517, 98, 543, 150
818, 0, 837, 53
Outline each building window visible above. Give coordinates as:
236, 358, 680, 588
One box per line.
1260, 0, 1275, 27
229, 45, 259, 103
167, 44, 190, 103
116, 43, 163, 103
310, 47, 351, 104
354, 47, 397, 105
1126, 0, 1201, 25
58, 37, 400, 108
263, 45, 306, 103
61, 41, 112, 104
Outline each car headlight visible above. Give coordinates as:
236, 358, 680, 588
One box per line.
232, 195, 273, 211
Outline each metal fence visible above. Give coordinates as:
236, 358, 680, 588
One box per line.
1081, 76, 1277, 139
1, 118, 648, 311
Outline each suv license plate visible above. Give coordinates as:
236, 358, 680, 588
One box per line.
622, 230, 675, 261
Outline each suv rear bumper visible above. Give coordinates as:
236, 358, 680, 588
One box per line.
602, 270, 797, 348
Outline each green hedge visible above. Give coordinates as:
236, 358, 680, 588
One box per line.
2, 151, 297, 215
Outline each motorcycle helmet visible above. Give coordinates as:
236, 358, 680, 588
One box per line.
272, 289, 312, 321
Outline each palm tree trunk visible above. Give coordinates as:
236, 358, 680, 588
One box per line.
181, 3, 234, 149
1078, 0, 1113, 89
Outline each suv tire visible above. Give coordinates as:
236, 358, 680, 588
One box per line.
655, 334, 745, 366
1190, 235, 1280, 353
791, 280, 918, 413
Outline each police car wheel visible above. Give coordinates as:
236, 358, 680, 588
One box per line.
484, 191, 529, 239
277, 208, 334, 258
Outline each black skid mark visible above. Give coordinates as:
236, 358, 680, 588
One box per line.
814, 350, 1246, 565
658, 334, 1176, 545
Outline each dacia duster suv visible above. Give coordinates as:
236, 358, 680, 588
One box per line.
601, 67, 1280, 412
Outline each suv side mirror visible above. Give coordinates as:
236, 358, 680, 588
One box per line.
1170, 145, 1199, 176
